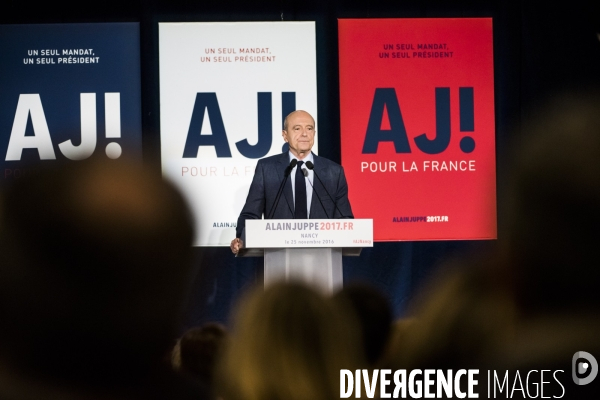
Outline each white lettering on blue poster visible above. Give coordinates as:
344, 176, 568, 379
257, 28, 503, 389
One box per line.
0, 23, 142, 183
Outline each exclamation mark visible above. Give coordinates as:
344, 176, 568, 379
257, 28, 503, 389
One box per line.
104, 92, 122, 159
459, 87, 475, 153
281, 92, 296, 153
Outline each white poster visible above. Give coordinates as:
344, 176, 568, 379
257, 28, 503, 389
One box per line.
160, 22, 317, 246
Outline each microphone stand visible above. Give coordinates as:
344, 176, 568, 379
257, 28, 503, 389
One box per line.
302, 167, 330, 218
305, 161, 348, 218
267, 159, 297, 219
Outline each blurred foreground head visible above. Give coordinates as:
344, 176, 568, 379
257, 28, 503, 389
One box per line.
0, 159, 195, 382
332, 282, 393, 367
506, 91, 600, 314
392, 91, 600, 381
172, 323, 229, 387
218, 282, 364, 400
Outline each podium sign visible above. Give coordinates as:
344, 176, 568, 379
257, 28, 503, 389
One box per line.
241, 219, 373, 293
245, 219, 373, 249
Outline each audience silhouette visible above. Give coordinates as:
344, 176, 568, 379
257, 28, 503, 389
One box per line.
0, 159, 209, 399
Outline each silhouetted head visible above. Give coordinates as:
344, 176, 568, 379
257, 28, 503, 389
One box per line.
505, 91, 600, 314
0, 158, 195, 383
172, 323, 228, 387
217, 282, 364, 400
333, 282, 393, 366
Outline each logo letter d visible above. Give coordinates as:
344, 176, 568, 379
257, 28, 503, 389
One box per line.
572, 351, 598, 385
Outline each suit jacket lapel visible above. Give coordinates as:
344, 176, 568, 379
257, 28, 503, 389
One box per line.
309, 153, 329, 218
277, 153, 294, 217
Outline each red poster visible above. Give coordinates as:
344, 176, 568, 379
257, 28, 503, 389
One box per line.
339, 18, 496, 241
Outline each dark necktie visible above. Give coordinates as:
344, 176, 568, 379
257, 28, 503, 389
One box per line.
294, 161, 308, 219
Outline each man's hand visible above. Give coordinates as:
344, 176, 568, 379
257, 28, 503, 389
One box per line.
230, 238, 243, 254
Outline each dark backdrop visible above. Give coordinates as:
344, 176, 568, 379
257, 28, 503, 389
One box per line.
2, 0, 599, 329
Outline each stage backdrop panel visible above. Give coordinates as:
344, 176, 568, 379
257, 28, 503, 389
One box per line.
160, 22, 318, 246
0, 23, 142, 183
339, 18, 496, 241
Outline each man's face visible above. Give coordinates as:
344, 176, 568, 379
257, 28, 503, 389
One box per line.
282, 111, 315, 159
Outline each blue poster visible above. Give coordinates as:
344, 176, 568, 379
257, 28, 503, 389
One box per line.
0, 23, 142, 183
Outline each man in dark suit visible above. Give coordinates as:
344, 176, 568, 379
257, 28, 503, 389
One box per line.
230, 110, 353, 254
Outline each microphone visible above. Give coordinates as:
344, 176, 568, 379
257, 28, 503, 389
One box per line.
287, 158, 298, 175
302, 167, 330, 219
267, 159, 297, 219
304, 161, 348, 218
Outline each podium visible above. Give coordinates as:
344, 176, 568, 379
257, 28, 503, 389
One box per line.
237, 219, 373, 293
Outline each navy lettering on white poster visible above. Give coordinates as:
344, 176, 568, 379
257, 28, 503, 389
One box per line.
160, 22, 317, 246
